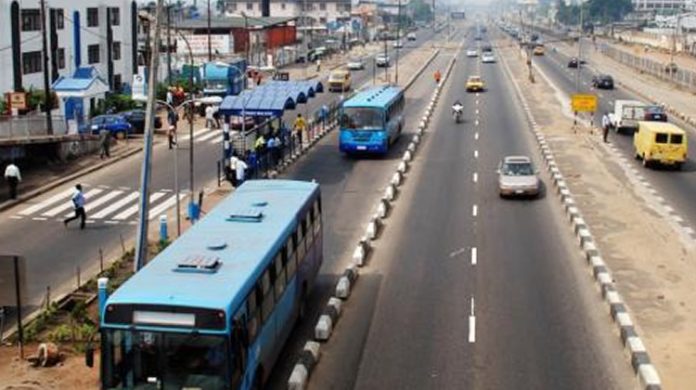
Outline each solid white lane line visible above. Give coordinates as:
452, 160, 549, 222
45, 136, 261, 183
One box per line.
19, 188, 75, 216
112, 192, 167, 220
472, 204, 478, 217
471, 247, 477, 265
66, 190, 124, 217
90, 192, 140, 219
42, 189, 103, 217
148, 193, 188, 220
474, 150, 479, 158
473, 173, 478, 183
469, 297, 476, 343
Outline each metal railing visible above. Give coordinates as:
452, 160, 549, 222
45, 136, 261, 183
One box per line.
0, 115, 68, 139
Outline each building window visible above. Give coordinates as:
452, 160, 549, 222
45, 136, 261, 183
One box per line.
109, 7, 120, 26
88, 44, 100, 64
87, 8, 99, 27
57, 48, 65, 69
22, 51, 42, 74
320, 3, 326, 10
56, 9, 65, 30
113, 42, 121, 60
114, 74, 122, 91
230, 3, 237, 11
319, 17, 327, 24
21, 9, 41, 32
281, 3, 286, 10
246, 3, 253, 10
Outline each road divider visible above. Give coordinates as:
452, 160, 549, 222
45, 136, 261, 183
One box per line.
499, 41, 663, 390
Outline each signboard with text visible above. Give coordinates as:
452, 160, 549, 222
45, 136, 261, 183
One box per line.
8, 92, 27, 110
177, 34, 232, 55
571, 94, 598, 113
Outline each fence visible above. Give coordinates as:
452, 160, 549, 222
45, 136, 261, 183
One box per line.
599, 43, 696, 93
221, 100, 341, 183
0, 115, 68, 139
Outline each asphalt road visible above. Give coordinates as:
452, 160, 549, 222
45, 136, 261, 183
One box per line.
531, 31, 696, 235
301, 27, 635, 390
0, 28, 444, 322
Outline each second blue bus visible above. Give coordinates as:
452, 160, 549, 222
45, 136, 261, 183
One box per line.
339, 85, 405, 154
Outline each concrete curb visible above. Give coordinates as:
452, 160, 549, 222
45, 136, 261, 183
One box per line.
286, 40, 460, 390
499, 40, 662, 390
0, 145, 143, 213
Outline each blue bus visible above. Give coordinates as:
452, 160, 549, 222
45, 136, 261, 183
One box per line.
99, 180, 323, 390
339, 85, 405, 154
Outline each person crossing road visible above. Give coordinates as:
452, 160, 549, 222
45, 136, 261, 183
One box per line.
63, 184, 86, 230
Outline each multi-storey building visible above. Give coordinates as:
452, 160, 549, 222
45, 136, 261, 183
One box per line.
0, 0, 138, 97
633, 0, 687, 13
224, 0, 352, 25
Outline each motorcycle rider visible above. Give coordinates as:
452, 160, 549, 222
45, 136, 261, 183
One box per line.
452, 100, 464, 121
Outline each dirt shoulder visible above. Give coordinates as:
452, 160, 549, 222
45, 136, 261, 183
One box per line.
498, 35, 696, 390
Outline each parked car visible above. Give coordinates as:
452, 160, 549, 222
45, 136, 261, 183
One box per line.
498, 156, 540, 197
347, 57, 365, 70
376, 54, 391, 67
592, 74, 614, 89
120, 109, 162, 133
81, 115, 133, 139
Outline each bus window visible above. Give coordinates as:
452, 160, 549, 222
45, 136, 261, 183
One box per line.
305, 214, 314, 247
274, 254, 286, 300
296, 225, 306, 261
246, 291, 260, 341
283, 244, 297, 279
313, 200, 322, 234
260, 270, 274, 322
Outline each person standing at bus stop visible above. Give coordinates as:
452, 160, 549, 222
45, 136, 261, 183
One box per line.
4, 162, 21, 200
293, 114, 306, 149
64, 184, 86, 230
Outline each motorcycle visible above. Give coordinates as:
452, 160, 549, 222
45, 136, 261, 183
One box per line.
452, 105, 464, 123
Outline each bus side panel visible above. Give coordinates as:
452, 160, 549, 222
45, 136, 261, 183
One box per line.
274, 278, 299, 359
243, 314, 276, 389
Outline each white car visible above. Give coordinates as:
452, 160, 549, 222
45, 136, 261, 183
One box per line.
466, 49, 478, 57
481, 52, 496, 63
393, 40, 404, 48
498, 156, 540, 197
347, 58, 365, 70
376, 54, 390, 67
407, 32, 417, 41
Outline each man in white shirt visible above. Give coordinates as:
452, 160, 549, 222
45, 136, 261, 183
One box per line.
4, 162, 21, 199
63, 184, 86, 229
205, 105, 215, 129
601, 112, 611, 143
235, 157, 248, 186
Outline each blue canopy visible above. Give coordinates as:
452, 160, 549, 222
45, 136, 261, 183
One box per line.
219, 80, 323, 117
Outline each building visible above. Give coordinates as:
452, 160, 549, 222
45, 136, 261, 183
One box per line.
0, 0, 138, 97
633, 0, 687, 13
224, 0, 351, 25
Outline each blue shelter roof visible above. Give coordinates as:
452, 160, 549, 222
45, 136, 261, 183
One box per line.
219, 80, 323, 117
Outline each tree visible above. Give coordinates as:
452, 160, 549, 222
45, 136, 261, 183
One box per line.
556, 0, 633, 26
409, 0, 433, 22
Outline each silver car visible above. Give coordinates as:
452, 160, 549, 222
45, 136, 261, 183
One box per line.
481, 52, 496, 63
498, 156, 540, 197
347, 58, 365, 70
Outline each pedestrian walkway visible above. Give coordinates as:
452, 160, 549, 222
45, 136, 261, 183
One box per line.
11, 183, 189, 225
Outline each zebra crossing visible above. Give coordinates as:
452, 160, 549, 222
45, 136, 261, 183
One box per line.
178, 127, 224, 145
11, 185, 189, 225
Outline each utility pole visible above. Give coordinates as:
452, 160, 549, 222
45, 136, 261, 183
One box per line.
39, 0, 53, 135
167, 4, 172, 86
432, 0, 436, 32
207, 0, 212, 61
395, 0, 401, 84
576, 5, 583, 92
134, 0, 164, 272
383, 23, 388, 82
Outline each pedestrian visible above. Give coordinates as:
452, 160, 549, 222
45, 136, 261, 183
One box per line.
167, 109, 178, 149
601, 111, 611, 143
293, 113, 306, 147
205, 105, 215, 129
64, 184, 86, 230
235, 155, 249, 185
98, 129, 111, 159
229, 155, 239, 188
166, 88, 174, 107
272, 133, 282, 166
213, 105, 221, 129
267, 135, 277, 168
316, 58, 322, 72
434, 70, 442, 84
4, 162, 21, 200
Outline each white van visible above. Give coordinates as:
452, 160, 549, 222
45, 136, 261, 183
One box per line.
609, 100, 646, 133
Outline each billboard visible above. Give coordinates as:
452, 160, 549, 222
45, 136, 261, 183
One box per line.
177, 34, 233, 55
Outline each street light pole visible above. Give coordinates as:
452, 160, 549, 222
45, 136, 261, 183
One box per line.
395, 0, 401, 85
178, 34, 196, 217
39, 0, 53, 135
167, 4, 172, 86
207, 0, 212, 61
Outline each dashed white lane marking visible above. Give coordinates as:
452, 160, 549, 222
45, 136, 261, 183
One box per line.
476, 100, 480, 105
471, 247, 477, 265
473, 173, 478, 183
674, 215, 685, 224
474, 150, 479, 159
475, 132, 479, 140
469, 297, 476, 343
472, 204, 478, 217
475, 109, 480, 115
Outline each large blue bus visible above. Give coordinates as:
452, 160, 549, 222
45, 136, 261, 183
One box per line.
99, 180, 323, 390
339, 85, 405, 154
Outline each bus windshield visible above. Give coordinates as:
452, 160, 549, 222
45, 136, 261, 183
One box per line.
340, 107, 384, 130
102, 329, 230, 390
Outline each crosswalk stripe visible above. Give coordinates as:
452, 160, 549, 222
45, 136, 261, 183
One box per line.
196, 130, 220, 142
209, 135, 223, 144
112, 192, 166, 220
148, 193, 188, 220
42, 189, 103, 217
179, 128, 211, 142
19, 188, 75, 216
65, 190, 123, 217
90, 192, 140, 219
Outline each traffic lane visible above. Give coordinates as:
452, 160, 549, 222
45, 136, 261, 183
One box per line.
265, 51, 458, 389
341, 43, 477, 390
535, 45, 696, 230
472, 51, 634, 389
0, 33, 450, 308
